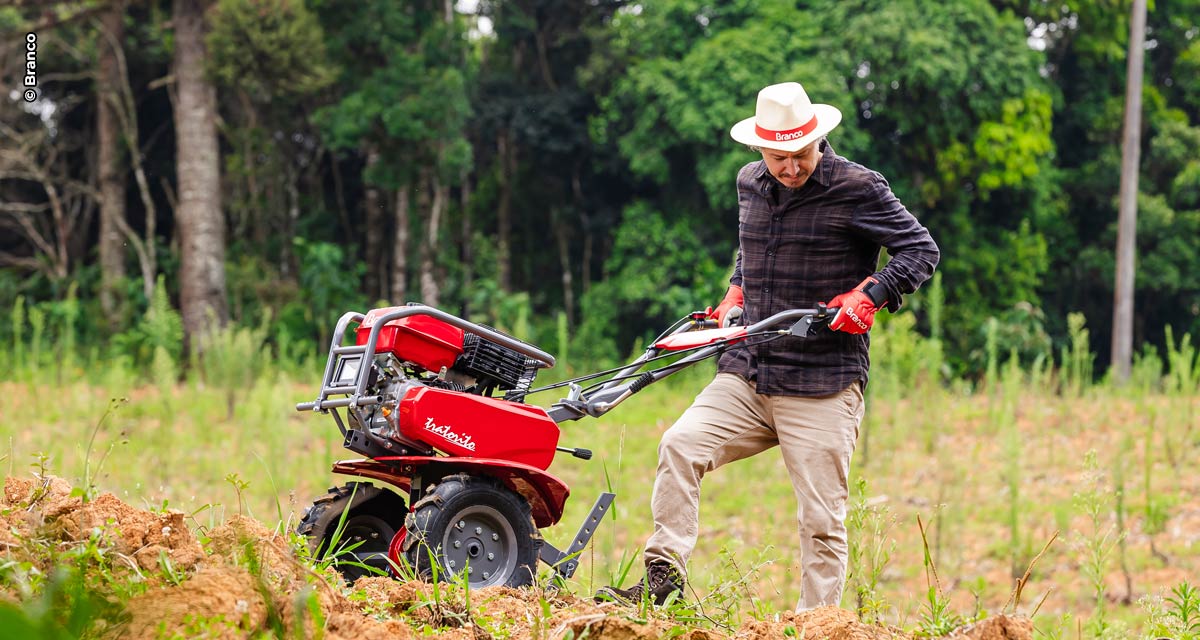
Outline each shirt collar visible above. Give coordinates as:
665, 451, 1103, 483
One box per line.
752, 139, 835, 191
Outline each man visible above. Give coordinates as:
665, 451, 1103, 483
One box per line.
596, 81, 939, 610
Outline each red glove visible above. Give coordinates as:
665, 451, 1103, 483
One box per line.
707, 285, 744, 327
827, 276, 888, 335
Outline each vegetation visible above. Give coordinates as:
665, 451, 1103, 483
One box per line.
1, 1, 1199, 375
1, 301, 1197, 637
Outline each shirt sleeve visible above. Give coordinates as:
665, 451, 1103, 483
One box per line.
729, 162, 758, 289
850, 176, 940, 312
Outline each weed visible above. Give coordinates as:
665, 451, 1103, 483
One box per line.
1074, 450, 1124, 636
844, 477, 894, 624
1113, 436, 1134, 604
1004, 530, 1058, 615
1034, 612, 1072, 640
10, 294, 25, 373
75, 397, 129, 504
1153, 581, 1200, 639
225, 472, 252, 517
914, 514, 963, 637
195, 314, 272, 420
1062, 312, 1093, 396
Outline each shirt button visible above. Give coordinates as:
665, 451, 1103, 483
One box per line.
773, 216, 781, 221
767, 250, 774, 256
763, 287, 770, 293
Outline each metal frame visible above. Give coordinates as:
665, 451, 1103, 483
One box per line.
296, 306, 558, 439
547, 306, 834, 422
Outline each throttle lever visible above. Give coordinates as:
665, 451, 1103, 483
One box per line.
556, 446, 593, 460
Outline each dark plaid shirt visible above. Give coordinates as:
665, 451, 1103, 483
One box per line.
717, 141, 940, 396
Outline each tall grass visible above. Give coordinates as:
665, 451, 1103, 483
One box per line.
1, 297, 1198, 638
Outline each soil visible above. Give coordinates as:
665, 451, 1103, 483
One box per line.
0, 474, 1035, 640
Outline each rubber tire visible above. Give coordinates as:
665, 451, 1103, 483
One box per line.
404, 473, 541, 588
297, 482, 407, 582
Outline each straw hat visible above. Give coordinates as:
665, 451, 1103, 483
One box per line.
730, 82, 842, 152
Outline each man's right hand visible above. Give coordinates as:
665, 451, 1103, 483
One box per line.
707, 285, 744, 328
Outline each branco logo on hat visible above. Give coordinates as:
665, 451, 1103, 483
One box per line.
730, 82, 843, 153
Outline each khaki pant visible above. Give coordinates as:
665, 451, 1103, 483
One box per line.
644, 373, 864, 610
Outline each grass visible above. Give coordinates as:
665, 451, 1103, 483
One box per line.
1, 312, 1198, 638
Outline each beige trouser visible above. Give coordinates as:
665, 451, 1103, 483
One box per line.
644, 372, 864, 611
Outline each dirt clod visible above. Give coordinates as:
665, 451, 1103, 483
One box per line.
736, 606, 906, 640
123, 566, 268, 639
947, 615, 1034, 640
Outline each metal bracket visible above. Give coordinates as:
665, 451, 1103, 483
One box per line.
539, 491, 615, 583
789, 315, 816, 337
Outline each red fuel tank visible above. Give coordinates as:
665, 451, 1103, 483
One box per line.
357, 307, 464, 372
396, 386, 561, 470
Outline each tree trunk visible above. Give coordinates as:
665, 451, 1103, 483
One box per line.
1111, 0, 1147, 382
496, 130, 514, 292
173, 0, 227, 349
102, 9, 157, 303
391, 186, 409, 304
363, 147, 385, 301
97, 0, 126, 328
419, 168, 445, 308
553, 211, 574, 328
460, 168, 473, 317
572, 164, 591, 295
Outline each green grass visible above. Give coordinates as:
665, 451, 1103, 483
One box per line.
1, 316, 1198, 638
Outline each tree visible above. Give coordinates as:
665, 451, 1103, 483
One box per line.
473, 0, 624, 325
313, 0, 473, 307
173, 0, 228, 348
96, 0, 127, 328
206, 0, 335, 310
1111, 0, 1148, 382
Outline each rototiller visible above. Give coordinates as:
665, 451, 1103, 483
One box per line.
296, 303, 836, 588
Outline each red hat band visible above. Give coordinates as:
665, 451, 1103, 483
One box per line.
755, 113, 818, 143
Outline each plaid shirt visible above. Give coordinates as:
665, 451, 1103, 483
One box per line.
717, 141, 940, 396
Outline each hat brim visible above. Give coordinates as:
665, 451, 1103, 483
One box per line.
729, 104, 843, 153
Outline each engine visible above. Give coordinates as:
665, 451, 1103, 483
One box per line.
355, 307, 538, 398
338, 306, 558, 468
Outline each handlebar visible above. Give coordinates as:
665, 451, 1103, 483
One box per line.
685, 305, 839, 333
547, 305, 840, 423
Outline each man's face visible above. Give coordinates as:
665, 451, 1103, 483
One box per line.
761, 140, 821, 190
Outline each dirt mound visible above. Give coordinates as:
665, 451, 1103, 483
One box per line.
0, 475, 1036, 640
123, 512, 358, 639
948, 615, 1034, 640
2, 475, 203, 576
732, 609, 1033, 640
124, 566, 268, 639
736, 606, 907, 639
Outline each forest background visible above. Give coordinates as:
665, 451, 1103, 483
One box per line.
1, 0, 1198, 373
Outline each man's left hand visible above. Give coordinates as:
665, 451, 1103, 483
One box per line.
826, 276, 888, 334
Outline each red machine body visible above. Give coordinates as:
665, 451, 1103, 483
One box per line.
357, 306, 465, 371
396, 386, 560, 470
300, 303, 832, 589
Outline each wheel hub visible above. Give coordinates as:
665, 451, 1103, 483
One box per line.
441, 505, 518, 587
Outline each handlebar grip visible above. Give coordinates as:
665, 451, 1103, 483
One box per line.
696, 319, 719, 330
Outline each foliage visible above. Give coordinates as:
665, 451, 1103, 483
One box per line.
2, 0, 1200, 382
206, 0, 335, 98
572, 203, 725, 363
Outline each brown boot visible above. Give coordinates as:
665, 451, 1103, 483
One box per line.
594, 562, 684, 606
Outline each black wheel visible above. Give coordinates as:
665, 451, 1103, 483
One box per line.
297, 482, 407, 582
404, 474, 541, 588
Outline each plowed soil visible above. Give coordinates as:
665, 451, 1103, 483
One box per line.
1, 475, 1033, 640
